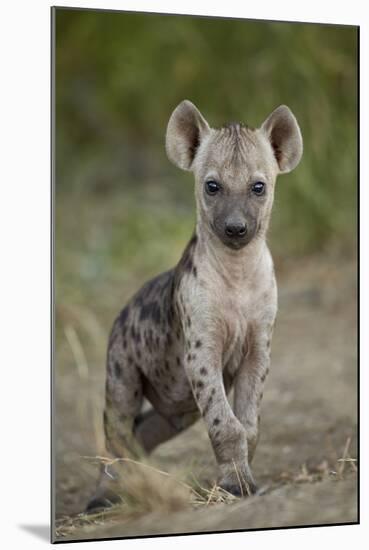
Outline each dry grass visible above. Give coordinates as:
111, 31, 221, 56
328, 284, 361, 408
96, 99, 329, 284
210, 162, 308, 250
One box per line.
81, 455, 242, 508
55, 436, 356, 540
274, 436, 357, 487
54, 453, 249, 540
54, 455, 239, 540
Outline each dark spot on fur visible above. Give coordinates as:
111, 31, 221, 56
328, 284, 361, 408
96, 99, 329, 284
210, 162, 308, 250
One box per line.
137, 349, 142, 360
139, 301, 162, 325
187, 353, 191, 362
186, 257, 194, 272
200, 367, 208, 376
170, 375, 175, 383
176, 356, 181, 367
119, 307, 129, 326
212, 439, 222, 451
164, 383, 169, 391
196, 380, 204, 389
191, 233, 198, 245
156, 335, 160, 346
195, 340, 202, 348
127, 355, 133, 365
192, 265, 197, 278
123, 339, 127, 350
211, 388, 216, 396
202, 394, 213, 417
167, 333, 173, 347
134, 389, 139, 398
191, 354, 197, 361
187, 316, 192, 328
177, 233, 197, 275
165, 360, 170, 371
114, 361, 122, 378
213, 417, 220, 426
195, 391, 200, 400
267, 339, 271, 348
261, 369, 269, 382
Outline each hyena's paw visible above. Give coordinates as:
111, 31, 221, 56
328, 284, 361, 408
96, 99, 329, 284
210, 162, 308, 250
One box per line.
218, 467, 258, 497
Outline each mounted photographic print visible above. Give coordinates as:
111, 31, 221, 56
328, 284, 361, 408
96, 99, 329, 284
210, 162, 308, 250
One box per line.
52, 6, 359, 543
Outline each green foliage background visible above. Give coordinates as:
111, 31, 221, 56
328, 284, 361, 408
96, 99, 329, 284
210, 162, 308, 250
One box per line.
55, 9, 357, 322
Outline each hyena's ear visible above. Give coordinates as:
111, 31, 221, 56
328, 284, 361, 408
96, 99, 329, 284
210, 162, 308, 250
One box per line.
166, 100, 210, 171
261, 105, 303, 173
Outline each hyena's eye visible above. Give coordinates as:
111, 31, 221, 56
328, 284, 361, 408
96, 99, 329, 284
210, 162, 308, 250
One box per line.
205, 180, 221, 195
252, 181, 266, 196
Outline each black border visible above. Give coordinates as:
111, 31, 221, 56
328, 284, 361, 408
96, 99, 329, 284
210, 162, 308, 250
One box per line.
54, 520, 359, 545
50, 6, 360, 544
51, 5, 56, 544
357, 24, 360, 528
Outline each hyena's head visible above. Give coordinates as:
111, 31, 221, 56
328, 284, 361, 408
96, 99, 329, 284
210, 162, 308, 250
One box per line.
166, 100, 302, 250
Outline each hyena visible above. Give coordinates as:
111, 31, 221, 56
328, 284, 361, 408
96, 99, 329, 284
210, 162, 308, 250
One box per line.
87, 100, 303, 511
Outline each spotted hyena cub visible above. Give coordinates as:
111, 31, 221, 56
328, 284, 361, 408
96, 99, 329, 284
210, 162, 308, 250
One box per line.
87, 100, 303, 511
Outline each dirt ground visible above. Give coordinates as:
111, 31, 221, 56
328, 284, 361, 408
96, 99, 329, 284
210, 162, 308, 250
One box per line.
53, 254, 358, 542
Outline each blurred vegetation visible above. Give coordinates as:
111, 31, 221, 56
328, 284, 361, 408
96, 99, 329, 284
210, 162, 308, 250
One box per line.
55, 9, 357, 333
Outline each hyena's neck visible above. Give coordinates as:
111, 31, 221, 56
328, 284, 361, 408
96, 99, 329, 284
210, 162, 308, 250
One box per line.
195, 223, 267, 287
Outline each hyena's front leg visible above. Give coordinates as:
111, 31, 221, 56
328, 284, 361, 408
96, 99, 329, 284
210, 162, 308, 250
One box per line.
184, 342, 257, 496
233, 321, 273, 463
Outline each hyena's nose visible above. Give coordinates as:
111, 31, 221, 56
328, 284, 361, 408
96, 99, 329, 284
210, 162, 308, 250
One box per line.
225, 221, 247, 238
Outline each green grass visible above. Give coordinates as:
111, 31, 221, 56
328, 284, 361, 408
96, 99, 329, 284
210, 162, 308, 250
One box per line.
55, 10, 357, 258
